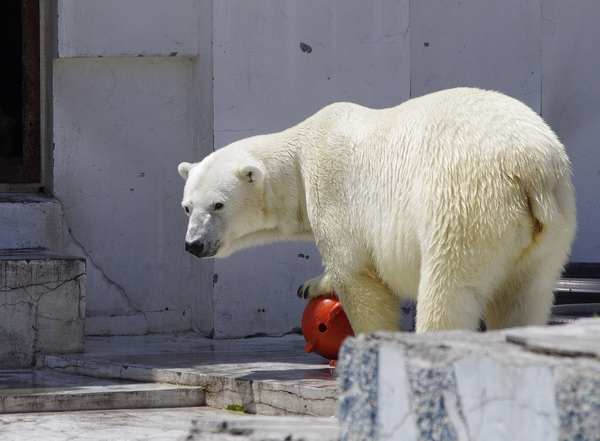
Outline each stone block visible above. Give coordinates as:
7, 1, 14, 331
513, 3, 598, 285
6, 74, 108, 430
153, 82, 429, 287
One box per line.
0, 249, 86, 368
338, 319, 600, 441
0, 193, 62, 251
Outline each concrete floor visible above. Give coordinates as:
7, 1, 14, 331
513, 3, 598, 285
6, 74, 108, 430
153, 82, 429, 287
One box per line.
0, 407, 340, 440
0, 333, 340, 440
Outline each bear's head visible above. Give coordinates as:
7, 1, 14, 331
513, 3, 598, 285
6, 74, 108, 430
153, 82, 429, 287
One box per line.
178, 149, 269, 258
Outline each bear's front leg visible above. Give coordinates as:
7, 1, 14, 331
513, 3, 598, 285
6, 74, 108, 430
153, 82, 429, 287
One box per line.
297, 272, 335, 299
302, 268, 401, 334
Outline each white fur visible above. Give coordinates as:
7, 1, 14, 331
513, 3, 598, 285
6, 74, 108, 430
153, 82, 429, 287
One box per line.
179, 88, 576, 334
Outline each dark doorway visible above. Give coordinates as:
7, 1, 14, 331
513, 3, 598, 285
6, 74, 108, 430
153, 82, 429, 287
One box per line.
0, 0, 40, 183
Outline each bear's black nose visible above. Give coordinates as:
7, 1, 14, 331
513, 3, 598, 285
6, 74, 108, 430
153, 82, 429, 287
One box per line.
185, 240, 205, 257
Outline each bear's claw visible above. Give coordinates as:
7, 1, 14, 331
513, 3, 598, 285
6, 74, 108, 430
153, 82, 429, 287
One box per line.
297, 273, 335, 300
297, 284, 310, 299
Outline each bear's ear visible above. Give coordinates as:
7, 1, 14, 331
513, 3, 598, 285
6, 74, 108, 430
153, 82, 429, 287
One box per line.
178, 162, 196, 180
237, 163, 264, 186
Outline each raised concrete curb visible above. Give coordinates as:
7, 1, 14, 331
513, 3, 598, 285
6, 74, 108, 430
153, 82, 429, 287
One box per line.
0, 249, 86, 368
338, 319, 600, 441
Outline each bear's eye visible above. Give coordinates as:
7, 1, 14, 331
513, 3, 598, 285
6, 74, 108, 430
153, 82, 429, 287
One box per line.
184, 206, 190, 214
213, 202, 224, 211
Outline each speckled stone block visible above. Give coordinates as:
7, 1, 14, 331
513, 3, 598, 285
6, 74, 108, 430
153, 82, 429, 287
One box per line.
0, 249, 86, 368
338, 319, 600, 441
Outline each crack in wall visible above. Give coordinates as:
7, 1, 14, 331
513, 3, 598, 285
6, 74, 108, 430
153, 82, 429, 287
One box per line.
54, 196, 143, 314
0, 274, 84, 293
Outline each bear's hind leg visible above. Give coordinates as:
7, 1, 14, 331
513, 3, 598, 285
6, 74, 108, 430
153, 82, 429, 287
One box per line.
484, 264, 558, 329
485, 220, 572, 329
415, 283, 486, 333
415, 263, 491, 333
335, 269, 401, 334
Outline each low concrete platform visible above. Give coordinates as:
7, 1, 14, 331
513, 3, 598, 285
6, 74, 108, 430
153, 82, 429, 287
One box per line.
35, 333, 338, 416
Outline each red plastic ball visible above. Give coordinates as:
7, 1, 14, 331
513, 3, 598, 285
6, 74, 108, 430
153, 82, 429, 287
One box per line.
301, 294, 355, 360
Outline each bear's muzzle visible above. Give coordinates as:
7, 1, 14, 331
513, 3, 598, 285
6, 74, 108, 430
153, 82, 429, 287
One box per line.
185, 239, 220, 258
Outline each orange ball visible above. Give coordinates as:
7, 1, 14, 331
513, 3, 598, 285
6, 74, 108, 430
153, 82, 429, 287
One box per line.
302, 295, 355, 360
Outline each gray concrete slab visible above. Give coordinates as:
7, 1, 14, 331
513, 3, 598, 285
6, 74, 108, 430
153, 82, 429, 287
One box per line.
36, 333, 338, 416
0, 406, 340, 441
0, 370, 204, 413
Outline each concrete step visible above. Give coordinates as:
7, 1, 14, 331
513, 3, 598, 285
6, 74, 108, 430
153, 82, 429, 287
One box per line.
35, 333, 338, 417
0, 249, 86, 368
0, 370, 204, 413
0, 194, 62, 250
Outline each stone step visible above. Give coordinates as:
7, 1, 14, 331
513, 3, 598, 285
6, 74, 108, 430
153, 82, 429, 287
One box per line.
0, 249, 86, 369
0, 370, 204, 413
35, 333, 338, 417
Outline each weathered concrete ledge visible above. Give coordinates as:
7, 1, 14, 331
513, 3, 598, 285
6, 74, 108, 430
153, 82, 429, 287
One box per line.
338, 319, 600, 441
0, 249, 86, 368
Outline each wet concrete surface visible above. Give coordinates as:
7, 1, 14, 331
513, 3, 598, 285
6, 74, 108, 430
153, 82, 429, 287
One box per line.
0, 333, 341, 439
36, 333, 338, 416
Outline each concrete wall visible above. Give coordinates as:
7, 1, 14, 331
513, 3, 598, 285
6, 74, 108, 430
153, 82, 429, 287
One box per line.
39, 0, 600, 337
408, 0, 600, 262
52, 0, 213, 336
211, 0, 411, 338
540, 1, 600, 262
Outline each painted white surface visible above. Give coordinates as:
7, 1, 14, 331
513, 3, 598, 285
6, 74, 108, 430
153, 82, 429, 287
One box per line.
410, 0, 542, 114
57, 0, 202, 58
52, 57, 209, 334
211, 0, 411, 338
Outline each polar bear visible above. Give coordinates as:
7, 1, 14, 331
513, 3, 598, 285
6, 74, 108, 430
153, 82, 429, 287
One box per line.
178, 88, 576, 334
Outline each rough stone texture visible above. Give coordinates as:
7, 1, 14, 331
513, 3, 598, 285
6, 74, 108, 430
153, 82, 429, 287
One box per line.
338, 319, 600, 441
0, 249, 86, 368
337, 338, 378, 440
